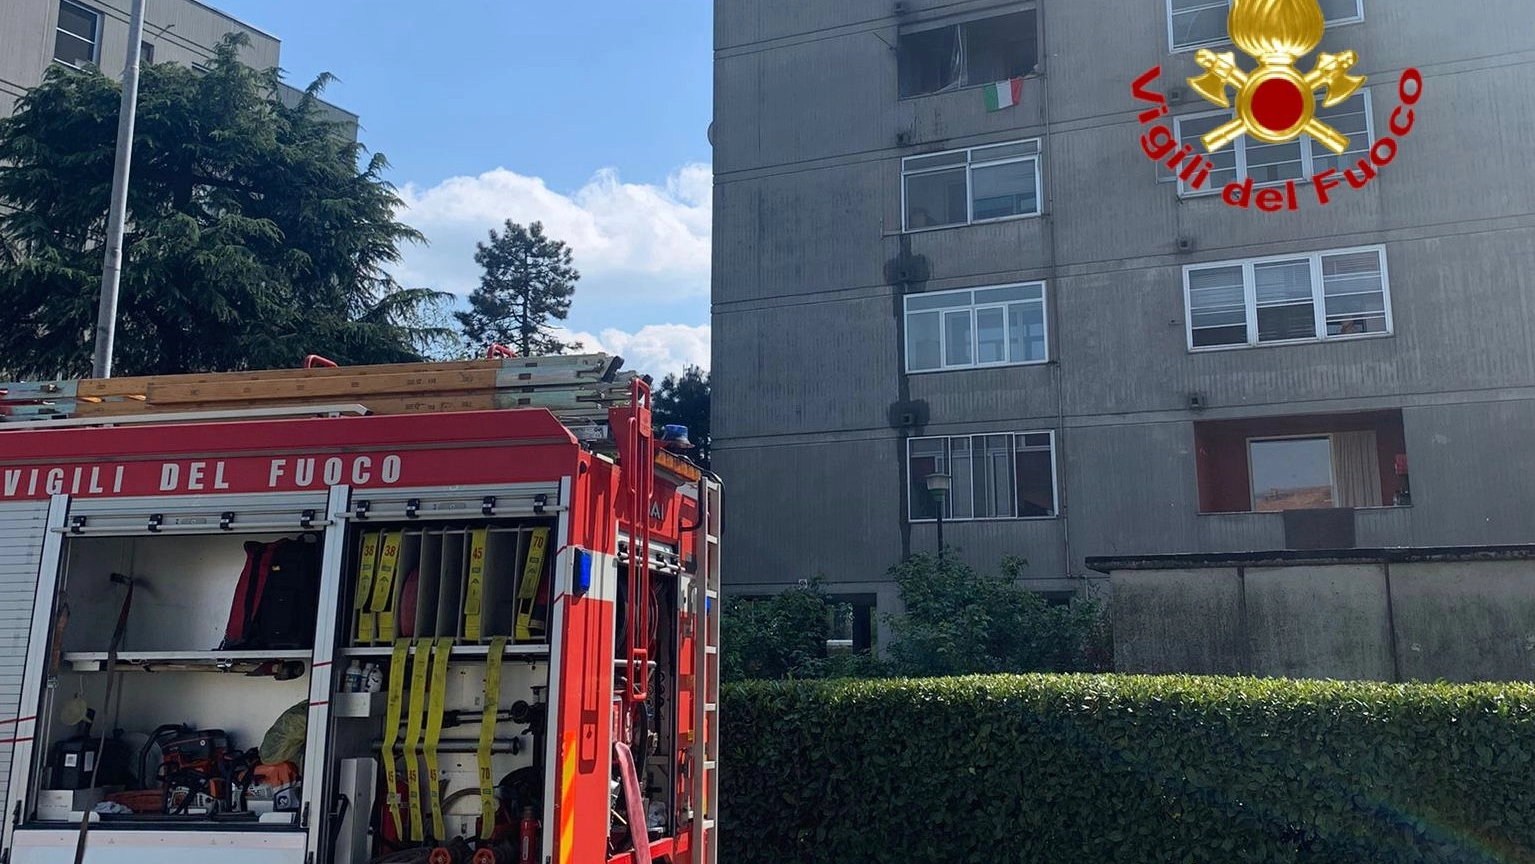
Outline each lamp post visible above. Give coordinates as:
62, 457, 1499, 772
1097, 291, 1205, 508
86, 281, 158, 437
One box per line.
925, 472, 951, 562
92, 0, 148, 379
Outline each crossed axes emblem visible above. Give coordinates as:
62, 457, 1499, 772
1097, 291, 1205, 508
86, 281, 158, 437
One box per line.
1187, 0, 1367, 155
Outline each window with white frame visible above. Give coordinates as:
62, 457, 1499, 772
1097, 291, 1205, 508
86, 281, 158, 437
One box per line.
1168, 0, 1363, 51
908, 432, 1058, 521
903, 140, 1041, 231
905, 283, 1047, 373
54, 0, 99, 67
898, 10, 1038, 99
1171, 94, 1373, 195
1185, 246, 1390, 350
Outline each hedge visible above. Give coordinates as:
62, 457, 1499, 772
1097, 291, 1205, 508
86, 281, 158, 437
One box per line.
720, 675, 1535, 864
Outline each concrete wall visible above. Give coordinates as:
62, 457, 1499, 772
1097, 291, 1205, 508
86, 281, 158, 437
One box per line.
713, 0, 1535, 605
1109, 556, 1535, 682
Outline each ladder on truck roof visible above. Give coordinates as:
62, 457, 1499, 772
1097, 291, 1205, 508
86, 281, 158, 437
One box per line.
0, 352, 636, 432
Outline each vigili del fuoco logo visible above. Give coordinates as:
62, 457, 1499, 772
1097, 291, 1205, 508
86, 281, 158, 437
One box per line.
1132, 0, 1423, 211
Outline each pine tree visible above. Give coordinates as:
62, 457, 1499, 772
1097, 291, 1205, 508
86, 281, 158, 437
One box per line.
456, 220, 581, 356
654, 365, 710, 468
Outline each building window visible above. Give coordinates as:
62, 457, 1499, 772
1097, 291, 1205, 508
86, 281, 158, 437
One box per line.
1185, 246, 1390, 351
908, 432, 1058, 521
903, 139, 1041, 231
1249, 437, 1336, 511
141, 41, 154, 64
898, 10, 1038, 99
1168, 0, 1363, 52
1196, 412, 1409, 513
905, 283, 1047, 373
1172, 93, 1373, 195
54, 0, 100, 67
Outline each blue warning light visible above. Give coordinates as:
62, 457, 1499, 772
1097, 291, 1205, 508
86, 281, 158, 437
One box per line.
575, 549, 593, 595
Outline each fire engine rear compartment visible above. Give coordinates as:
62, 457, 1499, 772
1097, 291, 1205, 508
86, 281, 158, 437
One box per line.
35, 531, 318, 827
328, 517, 561, 864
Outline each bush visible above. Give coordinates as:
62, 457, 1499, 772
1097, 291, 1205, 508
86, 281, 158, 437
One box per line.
887, 554, 1108, 676
721, 675, 1535, 864
722, 579, 845, 681
720, 555, 1111, 682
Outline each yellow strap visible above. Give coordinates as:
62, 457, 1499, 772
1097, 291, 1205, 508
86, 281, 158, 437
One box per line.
478, 636, 506, 839
354, 532, 381, 644
514, 528, 550, 642
403, 638, 430, 841
372, 531, 403, 641
381, 639, 410, 840
463, 528, 488, 641
424, 636, 452, 841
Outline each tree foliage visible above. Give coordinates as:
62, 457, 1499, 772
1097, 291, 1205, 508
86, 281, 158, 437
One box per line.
0, 34, 452, 379
721, 580, 886, 682
456, 220, 580, 357
653, 364, 710, 467
885, 553, 1109, 677
721, 581, 835, 681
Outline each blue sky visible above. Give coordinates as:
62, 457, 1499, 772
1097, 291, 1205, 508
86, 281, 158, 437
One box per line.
213, 0, 715, 374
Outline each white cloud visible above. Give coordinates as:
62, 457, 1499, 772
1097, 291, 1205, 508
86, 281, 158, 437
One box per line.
394, 163, 712, 307
553, 323, 710, 380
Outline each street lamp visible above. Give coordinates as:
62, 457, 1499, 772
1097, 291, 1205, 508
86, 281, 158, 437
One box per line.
92, 0, 149, 379
925, 472, 951, 561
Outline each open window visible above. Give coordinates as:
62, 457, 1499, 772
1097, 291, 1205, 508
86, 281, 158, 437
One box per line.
54, 0, 99, 67
1195, 411, 1410, 513
898, 9, 1038, 99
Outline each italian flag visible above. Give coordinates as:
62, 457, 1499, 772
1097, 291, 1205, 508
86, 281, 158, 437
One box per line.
984, 77, 1024, 112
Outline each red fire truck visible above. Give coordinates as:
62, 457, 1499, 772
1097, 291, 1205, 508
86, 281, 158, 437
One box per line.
0, 354, 720, 864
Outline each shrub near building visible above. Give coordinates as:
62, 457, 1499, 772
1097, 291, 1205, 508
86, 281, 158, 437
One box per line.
721, 554, 1110, 681
720, 675, 1535, 864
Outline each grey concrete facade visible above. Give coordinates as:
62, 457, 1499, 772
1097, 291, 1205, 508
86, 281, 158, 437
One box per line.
0, 0, 356, 132
711, 1, 1535, 608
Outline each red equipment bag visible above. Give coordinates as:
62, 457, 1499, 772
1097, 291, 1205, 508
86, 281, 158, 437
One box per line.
221, 536, 322, 650
399, 568, 420, 638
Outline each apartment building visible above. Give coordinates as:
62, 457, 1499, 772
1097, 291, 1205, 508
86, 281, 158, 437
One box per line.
711, 0, 1535, 631
0, 0, 356, 133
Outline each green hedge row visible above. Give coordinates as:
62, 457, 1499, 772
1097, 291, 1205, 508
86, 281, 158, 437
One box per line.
720, 675, 1535, 864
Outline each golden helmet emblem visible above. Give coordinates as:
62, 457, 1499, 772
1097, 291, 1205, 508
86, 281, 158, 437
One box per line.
1186, 0, 1367, 154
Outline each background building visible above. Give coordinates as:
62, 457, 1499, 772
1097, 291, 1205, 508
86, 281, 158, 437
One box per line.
711, 0, 1535, 638
0, 0, 356, 133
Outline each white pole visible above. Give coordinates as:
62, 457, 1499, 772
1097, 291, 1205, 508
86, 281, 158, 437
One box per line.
91, 0, 148, 380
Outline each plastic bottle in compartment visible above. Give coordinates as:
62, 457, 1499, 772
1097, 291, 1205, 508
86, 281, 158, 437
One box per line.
343, 660, 363, 693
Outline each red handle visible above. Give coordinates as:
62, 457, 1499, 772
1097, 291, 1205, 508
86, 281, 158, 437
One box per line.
485, 344, 518, 359
303, 354, 339, 368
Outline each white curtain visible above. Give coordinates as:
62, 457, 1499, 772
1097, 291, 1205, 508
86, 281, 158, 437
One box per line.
1332, 431, 1382, 508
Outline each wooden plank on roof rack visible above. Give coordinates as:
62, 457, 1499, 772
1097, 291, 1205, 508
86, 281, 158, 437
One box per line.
69, 391, 491, 417
69, 354, 623, 399
147, 368, 503, 404
69, 391, 626, 419
72, 359, 510, 397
